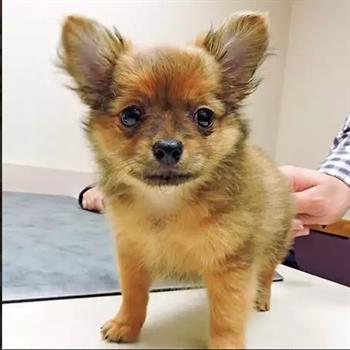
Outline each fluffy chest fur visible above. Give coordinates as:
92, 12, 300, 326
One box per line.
106, 162, 258, 279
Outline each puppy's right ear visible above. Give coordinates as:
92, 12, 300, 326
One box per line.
58, 16, 128, 110
196, 12, 269, 105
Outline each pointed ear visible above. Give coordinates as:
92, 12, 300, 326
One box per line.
196, 12, 269, 104
58, 15, 128, 110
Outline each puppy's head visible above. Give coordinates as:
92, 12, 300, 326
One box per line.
59, 13, 268, 188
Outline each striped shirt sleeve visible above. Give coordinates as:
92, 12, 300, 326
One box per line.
318, 113, 350, 187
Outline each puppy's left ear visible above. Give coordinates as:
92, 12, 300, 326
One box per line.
58, 15, 128, 111
196, 12, 269, 104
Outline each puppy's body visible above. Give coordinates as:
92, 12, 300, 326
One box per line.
107, 144, 291, 279
60, 13, 293, 349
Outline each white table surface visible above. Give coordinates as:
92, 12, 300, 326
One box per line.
3, 265, 350, 349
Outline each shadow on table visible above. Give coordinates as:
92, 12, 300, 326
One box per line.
141, 298, 209, 349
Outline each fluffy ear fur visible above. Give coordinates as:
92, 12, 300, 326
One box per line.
196, 12, 269, 105
58, 15, 128, 111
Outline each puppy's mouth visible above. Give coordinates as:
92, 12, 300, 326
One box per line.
143, 171, 194, 186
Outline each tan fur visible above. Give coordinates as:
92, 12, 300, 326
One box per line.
59, 12, 294, 349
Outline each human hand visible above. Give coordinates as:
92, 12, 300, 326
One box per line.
82, 186, 105, 212
280, 166, 350, 237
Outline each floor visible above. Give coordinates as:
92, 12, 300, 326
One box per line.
3, 191, 116, 300
3, 265, 350, 349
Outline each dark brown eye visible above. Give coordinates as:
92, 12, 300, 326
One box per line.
121, 106, 142, 127
194, 108, 214, 128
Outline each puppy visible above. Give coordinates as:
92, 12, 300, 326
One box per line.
59, 12, 294, 349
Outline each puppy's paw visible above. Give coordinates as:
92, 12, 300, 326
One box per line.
255, 292, 271, 312
101, 318, 141, 343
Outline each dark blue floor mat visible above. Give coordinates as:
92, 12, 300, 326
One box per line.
3, 191, 119, 300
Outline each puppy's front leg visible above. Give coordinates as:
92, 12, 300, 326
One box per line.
205, 261, 256, 349
101, 247, 151, 343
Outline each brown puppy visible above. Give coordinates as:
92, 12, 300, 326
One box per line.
59, 12, 294, 349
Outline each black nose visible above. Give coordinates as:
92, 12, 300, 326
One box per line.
153, 139, 183, 165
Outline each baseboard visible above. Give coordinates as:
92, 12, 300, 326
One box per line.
2, 163, 96, 198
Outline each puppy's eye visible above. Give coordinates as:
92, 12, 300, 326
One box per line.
194, 108, 214, 128
121, 106, 142, 127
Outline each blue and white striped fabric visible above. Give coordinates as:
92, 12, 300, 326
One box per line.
319, 114, 350, 187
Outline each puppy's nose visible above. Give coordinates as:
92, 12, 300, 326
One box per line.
153, 139, 183, 165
